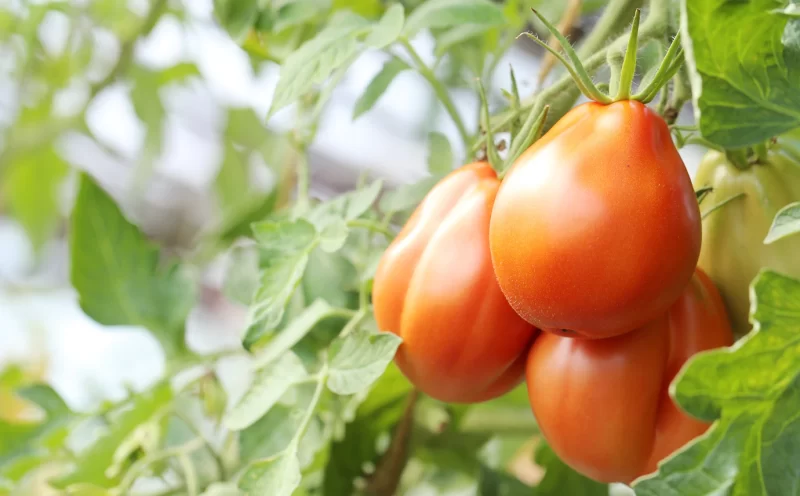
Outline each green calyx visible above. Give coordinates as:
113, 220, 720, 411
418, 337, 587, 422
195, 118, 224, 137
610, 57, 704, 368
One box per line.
523, 8, 684, 105
477, 78, 549, 177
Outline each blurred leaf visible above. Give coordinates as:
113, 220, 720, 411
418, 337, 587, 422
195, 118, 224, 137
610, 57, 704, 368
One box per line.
302, 248, 358, 307
327, 330, 402, 395
352, 57, 409, 119
344, 180, 383, 220
224, 244, 261, 305
477, 464, 530, 495
379, 175, 441, 214
200, 373, 228, 423
427, 132, 453, 174
0, 385, 73, 484
69, 174, 195, 356
364, 4, 404, 48
634, 270, 800, 495
534, 442, 607, 495
333, 0, 383, 19
214, 0, 259, 42
244, 219, 318, 349
158, 62, 201, 85
269, 12, 371, 115
435, 24, 497, 57
2, 147, 68, 251
764, 201, 800, 244
201, 482, 244, 496
240, 405, 303, 464
272, 0, 329, 33
130, 68, 165, 157
51, 383, 172, 489
318, 216, 349, 252
225, 107, 274, 149
239, 451, 301, 496
323, 363, 413, 494
403, 0, 504, 37
225, 352, 309, 430
216, 143, 251, 216
252, 299, 335, 366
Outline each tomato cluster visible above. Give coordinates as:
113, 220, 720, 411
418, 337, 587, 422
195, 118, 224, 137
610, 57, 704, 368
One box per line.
372, 100, 734, 484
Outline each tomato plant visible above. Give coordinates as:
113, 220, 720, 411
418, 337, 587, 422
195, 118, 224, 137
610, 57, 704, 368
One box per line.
1, 0, 800, 495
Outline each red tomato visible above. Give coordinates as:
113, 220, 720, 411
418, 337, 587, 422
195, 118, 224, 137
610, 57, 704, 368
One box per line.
373, 162, 537, 403
525, 268, 733, 483
490, 100, 701, 338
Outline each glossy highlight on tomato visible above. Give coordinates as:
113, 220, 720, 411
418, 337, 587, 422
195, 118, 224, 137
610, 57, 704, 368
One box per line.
372, 162, 537, 403
490, 100, 702, 339
525, 269, 733, 483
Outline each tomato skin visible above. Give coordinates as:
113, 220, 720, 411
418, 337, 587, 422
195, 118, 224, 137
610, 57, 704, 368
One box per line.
372, 162, 537, 403
525, 268, 733, 484
695, 150, 800, 337
490, 101, 701, 338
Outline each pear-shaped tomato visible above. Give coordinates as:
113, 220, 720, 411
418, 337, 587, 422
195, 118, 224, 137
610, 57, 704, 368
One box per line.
525, 268, 733, 483
695, 149, 800, 337
490, 101, 701, 339
372, 162, 537, 403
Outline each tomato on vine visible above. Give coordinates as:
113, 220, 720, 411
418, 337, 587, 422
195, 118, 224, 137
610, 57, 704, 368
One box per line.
525, 268, 734, 483
489, 10, 700, 338
372, 162, 538, 403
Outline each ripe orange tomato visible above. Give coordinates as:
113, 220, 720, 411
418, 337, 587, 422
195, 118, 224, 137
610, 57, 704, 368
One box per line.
525, 268, 733, 483
372, 162, 537, 403
490, 100, 701, 338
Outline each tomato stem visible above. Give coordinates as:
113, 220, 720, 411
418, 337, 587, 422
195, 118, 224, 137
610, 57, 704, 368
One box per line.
632, 31, 683, 102
502, 105, 550, 177
477, 79, 503, 172
400, 39, 470, 147
528, 9, 612, 104
615, 9, 641, 101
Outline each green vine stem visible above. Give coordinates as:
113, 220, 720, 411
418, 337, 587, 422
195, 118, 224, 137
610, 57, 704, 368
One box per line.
400, 39, 470, 147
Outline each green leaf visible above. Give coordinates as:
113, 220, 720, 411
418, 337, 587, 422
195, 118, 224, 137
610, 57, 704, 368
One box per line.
51, 383, 172, 489
272, 0, 328, 33
239, 405, 303, 464
225, 352, 309, 430
216, 143, 251, 216
682, 0, 800, 147
318, 216, 349, 252
426, 132, 454, 175
477, 464, 530, 495
323, 364, 413, 494
69, 174, 195, 356
403, 0, 504, 38
764, 201, 800, 244
327, 330, 402, 395
634, 270, 800, 495
223, 244, 261, 305
213, 0, 258, 42
252, 299, 335, 367
3, 147, 68, 251
379, 175, 441, 214
364, 4, 404, 48
244, 219, 319, 349
239, 451, 301, 496
344, 179, 384, 220
201, 482, 244, 496
534, 442, 607, 495
158, 62, 201, 85
130, 68, 165, 156
352, 57, 409, 119
269, 12, 371, 115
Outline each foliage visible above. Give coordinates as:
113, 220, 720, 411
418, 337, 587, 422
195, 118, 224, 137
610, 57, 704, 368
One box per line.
0, 0, 800, 494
